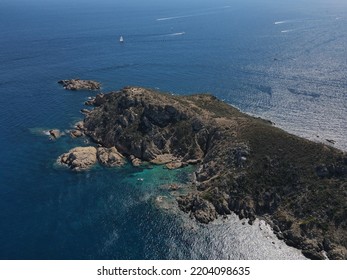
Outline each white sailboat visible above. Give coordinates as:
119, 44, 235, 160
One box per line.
119, 35, 124, 43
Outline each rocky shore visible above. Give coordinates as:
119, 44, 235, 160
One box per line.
59, 86, 347, 259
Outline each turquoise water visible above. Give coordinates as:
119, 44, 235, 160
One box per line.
0, 0, 346, 259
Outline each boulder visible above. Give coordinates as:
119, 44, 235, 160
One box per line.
70, 130, 83, 138
84, 97, 96, 106
129, 155, 142, 167
49, 129, 61, 139
81, 108, 91, 115
59, 146, 97, 170
75, 121, 85, 130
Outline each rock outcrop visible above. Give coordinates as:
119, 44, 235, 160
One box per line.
129, 155, 142, 167
58, 79, 101, 91
62, 86, 347, 259
97, 147, 125, 167
70, 129, 83, 138
80, 108, 92, 115
85, 93, 108, 106
69, 121, 87, 138
49, 129, 61, 139
177, 193, 218, 224
166, 161, 187, 170
59, 146, 97, 170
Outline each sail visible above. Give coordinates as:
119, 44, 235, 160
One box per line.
119, 36, 124, 43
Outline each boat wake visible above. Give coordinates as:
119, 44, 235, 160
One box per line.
274, 18, 313, 25
157, 15, 188, 21
274, 21, 287, 25
281, 29, 295, 33
166, 32, 185, 36
156, 6, 232, 21
153, 32, 186, 38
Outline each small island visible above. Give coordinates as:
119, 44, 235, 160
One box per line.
58, 79, 101, 91
58, 86, 347, 259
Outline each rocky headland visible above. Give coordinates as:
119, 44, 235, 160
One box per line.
59, 86, 347, 259
58, 79, 101, 91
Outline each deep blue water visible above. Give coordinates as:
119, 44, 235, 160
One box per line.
0, 0, 346, 259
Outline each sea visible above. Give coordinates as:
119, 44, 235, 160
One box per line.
0, 0, 346, 259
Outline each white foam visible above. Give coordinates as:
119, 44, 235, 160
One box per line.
281, 29, 294, 33
274, 21, 286, 25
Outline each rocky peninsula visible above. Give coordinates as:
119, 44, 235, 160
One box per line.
59, 86, 347, 259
